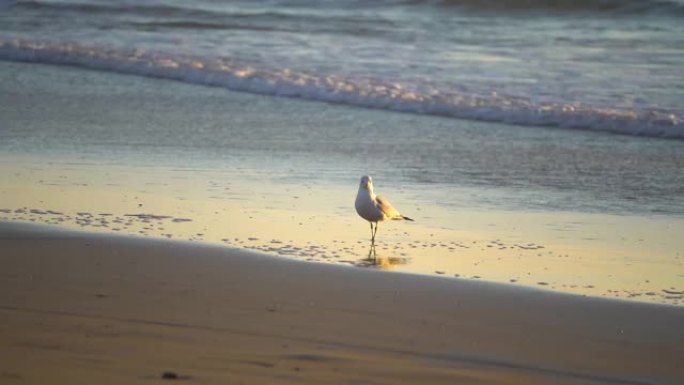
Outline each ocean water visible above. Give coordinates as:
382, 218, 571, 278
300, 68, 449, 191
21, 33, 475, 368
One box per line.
1, 0, 683, 138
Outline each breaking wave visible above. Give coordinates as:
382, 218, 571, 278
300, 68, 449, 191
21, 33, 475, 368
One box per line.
1, 40, 681, 139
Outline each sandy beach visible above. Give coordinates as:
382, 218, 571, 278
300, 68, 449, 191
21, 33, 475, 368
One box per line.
1, 221, 682, 384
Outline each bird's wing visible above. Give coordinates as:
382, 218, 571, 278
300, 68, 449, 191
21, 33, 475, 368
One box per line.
375, 195, 402, 219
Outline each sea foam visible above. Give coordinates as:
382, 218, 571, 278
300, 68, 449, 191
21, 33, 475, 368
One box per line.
1, 40, 681, 139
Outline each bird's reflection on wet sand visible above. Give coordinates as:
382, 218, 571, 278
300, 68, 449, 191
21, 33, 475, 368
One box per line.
356, 244, 410, 269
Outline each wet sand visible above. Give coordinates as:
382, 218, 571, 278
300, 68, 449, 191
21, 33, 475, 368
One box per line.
1, 222, 683, 384
2, 160, 683, 306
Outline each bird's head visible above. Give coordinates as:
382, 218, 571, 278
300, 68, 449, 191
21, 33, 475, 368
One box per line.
359, 175, 374, 191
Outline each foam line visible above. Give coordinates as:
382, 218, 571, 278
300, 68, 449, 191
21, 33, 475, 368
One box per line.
1, 40, 681, 139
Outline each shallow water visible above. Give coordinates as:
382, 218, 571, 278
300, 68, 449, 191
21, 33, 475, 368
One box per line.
1, 62, 683, 215
1, 62, 683, 306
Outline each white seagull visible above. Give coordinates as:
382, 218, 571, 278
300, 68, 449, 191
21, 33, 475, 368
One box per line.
355, 175, 413, 245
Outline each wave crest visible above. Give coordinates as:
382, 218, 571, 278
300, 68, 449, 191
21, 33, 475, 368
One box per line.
1, 40, 681, 139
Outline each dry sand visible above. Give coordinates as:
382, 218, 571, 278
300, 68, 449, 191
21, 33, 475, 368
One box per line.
1, 222, 682, 385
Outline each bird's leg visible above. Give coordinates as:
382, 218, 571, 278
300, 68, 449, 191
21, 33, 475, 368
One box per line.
370, 222, 375, 246
372, 222, 379, 245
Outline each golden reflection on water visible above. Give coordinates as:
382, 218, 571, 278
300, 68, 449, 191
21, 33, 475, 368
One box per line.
1, 157, 683, 306
356, 245, 411, 270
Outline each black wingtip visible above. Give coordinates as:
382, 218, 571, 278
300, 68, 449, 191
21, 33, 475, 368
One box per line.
403, 216, 414, 221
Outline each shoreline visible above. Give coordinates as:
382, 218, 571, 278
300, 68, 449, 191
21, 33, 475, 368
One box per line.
1, 221, 683, 384
2, 219, 683, 310
2, 185, 683, 307
1, 60, 683, 307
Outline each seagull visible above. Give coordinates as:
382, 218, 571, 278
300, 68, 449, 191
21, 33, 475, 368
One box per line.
355, 175, 413, 246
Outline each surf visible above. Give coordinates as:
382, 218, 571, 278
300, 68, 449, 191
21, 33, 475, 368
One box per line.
2, 39, 681, 139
